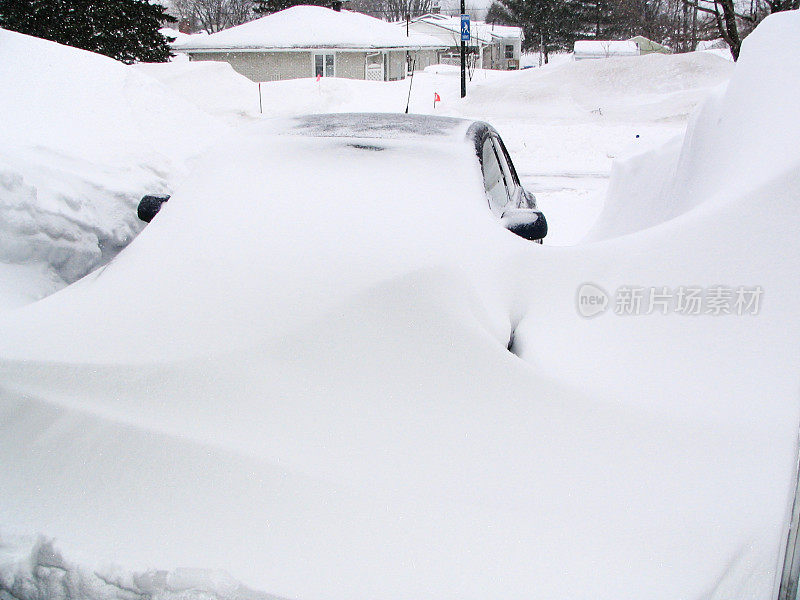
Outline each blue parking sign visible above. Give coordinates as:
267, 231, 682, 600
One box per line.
461, 14, 470, 41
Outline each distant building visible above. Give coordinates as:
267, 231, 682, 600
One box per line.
629, 36, 672, 55
574, 37, 671, 60
404, 14, 523, 70
427, 0, 493, 20
171, 6, 447, 82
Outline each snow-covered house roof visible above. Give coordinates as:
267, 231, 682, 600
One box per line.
574, 37, 671, 60
407, 14, 523, 45
172, 6, 447, 52
574, 40, 640, 60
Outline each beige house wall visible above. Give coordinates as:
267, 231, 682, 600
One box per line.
410, 49, 440, 70
186, 48, 428, 82
386, 50, 407, 81
336, 52, 366, 79
188, 51, 310, 81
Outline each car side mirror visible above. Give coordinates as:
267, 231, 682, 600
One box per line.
138, 194, 170, 223
501, 208, 547, 242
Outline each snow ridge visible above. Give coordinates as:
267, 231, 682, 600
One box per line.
0, 536, 285, 600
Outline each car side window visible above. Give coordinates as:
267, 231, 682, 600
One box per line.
482, 137, 510, 215
492, 136, 518, 198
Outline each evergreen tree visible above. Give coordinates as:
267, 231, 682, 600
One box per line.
487, 0, 583, 62
580, 0, 622, 37
0, 0, 176, 63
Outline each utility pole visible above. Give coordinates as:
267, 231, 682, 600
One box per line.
460, 0, 467, 98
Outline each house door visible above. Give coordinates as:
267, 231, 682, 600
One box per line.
365, 52, 384, 81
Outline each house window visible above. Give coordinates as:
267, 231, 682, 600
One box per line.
314, 53, 334, 77
505, 44, 514, 59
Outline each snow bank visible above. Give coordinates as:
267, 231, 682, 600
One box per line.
133, 60, 261, 120
588, 9, 800, 239
0, 28, 228, 305
455, 50, 733, 122
0, 535, 281, 600
252, 76, 413, 116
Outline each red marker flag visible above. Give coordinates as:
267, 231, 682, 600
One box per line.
433, 92, 441, 109
316, 74, 322, 82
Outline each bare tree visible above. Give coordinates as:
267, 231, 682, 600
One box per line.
384, 0, 433, 21
683, 0, 797, 59
347, 0, 433, 20
169, 0, 255, 33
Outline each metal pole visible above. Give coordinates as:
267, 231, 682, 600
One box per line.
460, 0, 466, 98
405, 58, 416, 114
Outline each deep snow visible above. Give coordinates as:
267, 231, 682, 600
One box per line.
1, 11, 799, 600
0, 27, 229, 308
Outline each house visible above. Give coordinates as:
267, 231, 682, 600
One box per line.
629, 36, 672, 55
573, 37, 671, 61
403, 14, 523, 70
171, 6, 447, 82
426, 0, 492, 20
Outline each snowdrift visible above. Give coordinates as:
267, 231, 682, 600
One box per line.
0, 535, 282, 600
457, 50, 733, 122
588, 10, 800, 239
0, 28, 228, 307
133, 60, 261, 121
1, 12, 799, 600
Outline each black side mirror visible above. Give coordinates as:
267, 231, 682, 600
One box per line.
138, 194, 170, 223
501, 208, 547, 242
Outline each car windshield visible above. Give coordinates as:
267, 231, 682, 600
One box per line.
287, 113, 469, 140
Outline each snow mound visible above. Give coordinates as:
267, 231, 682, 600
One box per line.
0, 535, 282, 600
253, 76, 412, 116
133, 60, 261, 120
588, 9, 800, 240
0, 28, 227, 302
457, 50, 733, 121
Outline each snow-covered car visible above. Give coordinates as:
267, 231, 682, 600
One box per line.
288, 114, 548, 243
138, 113, 548, 242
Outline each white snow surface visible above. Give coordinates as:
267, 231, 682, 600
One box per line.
2, 11, 800, 600
454, 50, 733, 122
574, 39, 640, 57
0, 534, 284, 600
133, 60, 262, 120
172, 6, 446, 50
0, 28, 229, 306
